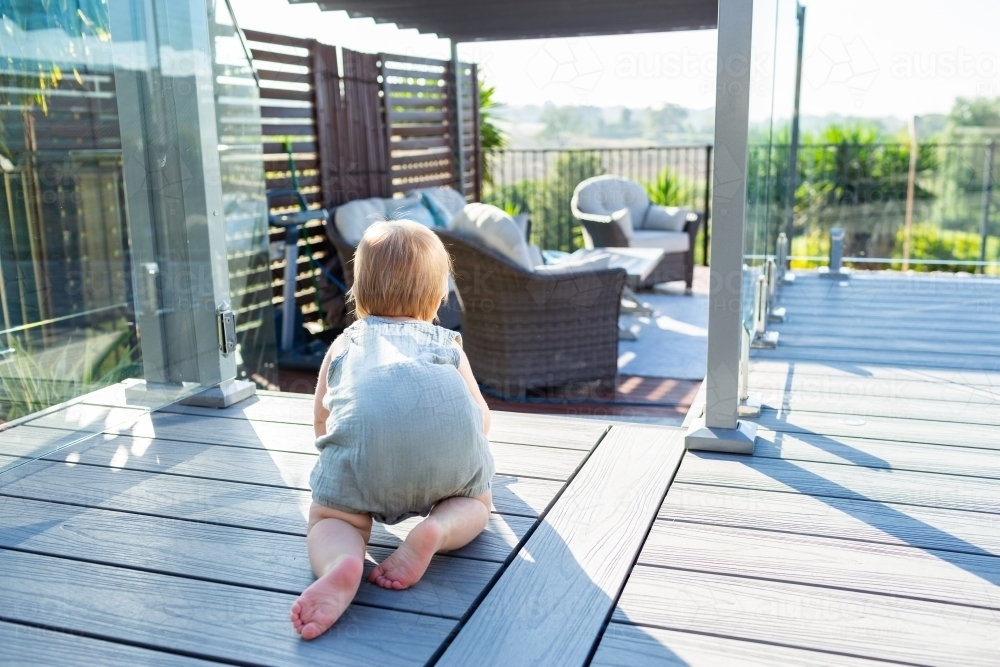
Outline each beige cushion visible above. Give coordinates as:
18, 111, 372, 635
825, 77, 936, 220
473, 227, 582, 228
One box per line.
573, 175, 650, 226
526, 245, 544, 269
629, 230, 690, 254
334, 198, 392, 245
642, 205, 690, 232
611, 207, 634, 241
452, 203, 534, 271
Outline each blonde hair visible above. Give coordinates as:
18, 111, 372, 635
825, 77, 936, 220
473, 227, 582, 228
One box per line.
350, 220, 452, 322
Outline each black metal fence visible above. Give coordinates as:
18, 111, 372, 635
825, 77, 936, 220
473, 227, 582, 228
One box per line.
486, 142, 999, 272
484, 147, 713, 259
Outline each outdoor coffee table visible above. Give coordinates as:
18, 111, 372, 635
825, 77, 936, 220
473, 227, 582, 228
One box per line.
563, 247, 665, 340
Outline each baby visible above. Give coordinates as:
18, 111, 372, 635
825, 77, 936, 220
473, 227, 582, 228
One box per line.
290, 220, 495, 640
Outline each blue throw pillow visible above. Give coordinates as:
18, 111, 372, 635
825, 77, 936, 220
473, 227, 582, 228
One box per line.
389, 199, 436, 229
420, 191, 452, 228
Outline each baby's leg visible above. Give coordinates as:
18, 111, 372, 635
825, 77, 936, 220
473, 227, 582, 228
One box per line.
290, 503, 372, 640
369, 492, 491, 590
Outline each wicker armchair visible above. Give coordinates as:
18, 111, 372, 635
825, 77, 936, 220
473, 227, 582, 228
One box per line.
571, 175, 702, 291
436, 229, 627, 397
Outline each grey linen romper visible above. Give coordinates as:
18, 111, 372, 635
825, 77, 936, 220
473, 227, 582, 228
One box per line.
309, 316, 495, 524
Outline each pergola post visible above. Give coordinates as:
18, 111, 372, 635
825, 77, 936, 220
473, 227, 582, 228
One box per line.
451, 40, 466, 197
684, 0, 757, 454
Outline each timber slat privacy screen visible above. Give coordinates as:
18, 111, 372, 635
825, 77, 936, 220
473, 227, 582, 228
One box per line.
244, 29, 480, 327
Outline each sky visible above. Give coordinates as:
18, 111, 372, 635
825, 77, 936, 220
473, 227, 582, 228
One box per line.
231, 0, 1000, 119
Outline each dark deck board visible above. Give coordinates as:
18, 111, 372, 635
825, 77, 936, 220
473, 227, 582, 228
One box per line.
760, 394, 1000, 425
0, 460, 544, 555
437, 425, 686, 667
676, 452, 1000, 514
0, 620, 226, 667
751, 429, 1000, 479
659, 483, 1000, 557
592, 624, 891, 667
638, 521, 1000, 609
156, 398, 610, 451
748, 369, 1000, 404
755, 408, 1000, 449
750, 359, 1000, 385
13, 433, 584, 489
751, 346, 1000, 370
611, 566, 1000, 667
0, 550, 454, 667
0, 496, 498, 619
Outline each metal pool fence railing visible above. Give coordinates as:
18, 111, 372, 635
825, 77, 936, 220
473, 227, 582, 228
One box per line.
483, 146, 714, 258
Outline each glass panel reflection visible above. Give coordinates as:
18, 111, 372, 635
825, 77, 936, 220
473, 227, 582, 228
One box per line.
1, 2, 138, 427
742, 0, 799, 340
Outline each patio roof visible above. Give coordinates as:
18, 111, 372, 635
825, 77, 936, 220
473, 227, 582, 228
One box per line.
290, 0, 718, 40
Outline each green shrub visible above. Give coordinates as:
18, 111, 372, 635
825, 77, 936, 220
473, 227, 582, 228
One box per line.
644, 167, 694, 207
891, 224, 983, 271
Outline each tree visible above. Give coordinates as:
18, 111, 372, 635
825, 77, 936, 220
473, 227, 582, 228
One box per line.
478, 81, 506, 186
644, 104, 688, 142
949, 97, 1000, 128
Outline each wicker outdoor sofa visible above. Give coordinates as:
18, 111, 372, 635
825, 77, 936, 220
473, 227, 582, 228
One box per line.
436, 229, 626, 397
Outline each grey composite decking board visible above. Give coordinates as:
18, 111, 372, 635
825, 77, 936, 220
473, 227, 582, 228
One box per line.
768, 333, 1000, 356
637, 521, 1000, 609
775, 313, 1000, 333
612, 566, 1000, 667
749, 374, 1000, 408
5, 419, 318, 458
749, 366, 1000, 394
675, 453, 1000, 514
752, 346, 1000, 371
779, 293, 1000, 324
658, 483, 1000, 558
436, 425, 687, 667
0, 460, 549, 551
765, 322, 1000, 344
591, 624, 892, 667
0, 496, 499, 619
759, 393, 1000, 426
754, 408, 1000, 449
27, 403, 149, 434
157, 399, 610, 451
751, 429, 1000, 479
750, 360, 1000, 385
0, 620, 226, 667
21, 434, 585, 490
0, 550, 454, 667
17, 405, 604, 458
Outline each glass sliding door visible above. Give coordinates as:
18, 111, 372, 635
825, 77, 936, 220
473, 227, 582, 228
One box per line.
1, 1, 141, 432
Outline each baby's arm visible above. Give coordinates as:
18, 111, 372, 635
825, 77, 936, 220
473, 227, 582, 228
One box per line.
313, 334, 347, 438
453, 342, 491, 436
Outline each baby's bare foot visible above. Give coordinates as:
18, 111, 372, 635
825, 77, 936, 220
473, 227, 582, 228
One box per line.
290, 555, 363, 640
368, 518, 440, 590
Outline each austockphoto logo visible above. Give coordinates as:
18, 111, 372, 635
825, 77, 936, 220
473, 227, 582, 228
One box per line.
526, 39, 603, 94
889, 48, 998, 80
614, 48, 717, 80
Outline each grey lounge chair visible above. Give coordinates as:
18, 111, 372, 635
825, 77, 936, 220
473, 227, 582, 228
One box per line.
571, 175, 702, 291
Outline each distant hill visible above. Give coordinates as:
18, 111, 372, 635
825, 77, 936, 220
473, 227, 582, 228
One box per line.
491, 104, 953, 148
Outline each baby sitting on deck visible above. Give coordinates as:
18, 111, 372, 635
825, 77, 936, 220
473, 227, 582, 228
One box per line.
291, 220, 495, 640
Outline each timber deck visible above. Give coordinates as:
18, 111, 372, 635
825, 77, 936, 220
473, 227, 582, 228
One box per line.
1, 271, 999, 665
